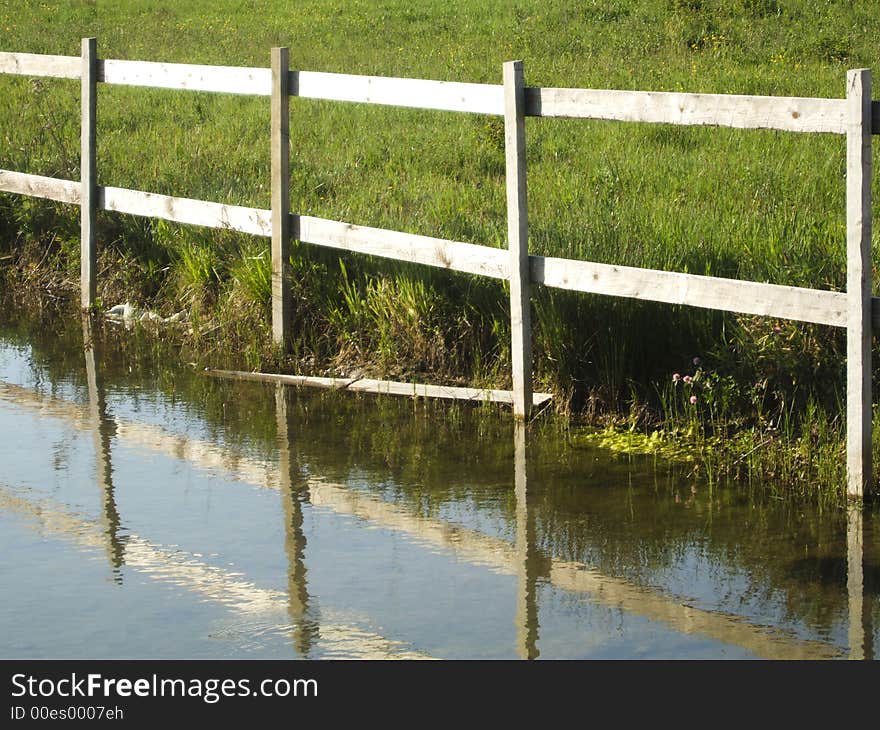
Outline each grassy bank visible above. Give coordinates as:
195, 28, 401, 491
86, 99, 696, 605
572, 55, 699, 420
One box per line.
3, 0, 880, 501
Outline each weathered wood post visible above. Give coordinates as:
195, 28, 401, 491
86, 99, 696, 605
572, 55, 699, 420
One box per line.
271, 47, 291, 351
80, 37, 97, 310
846, 69, 873, 499
503, 60, 532, 420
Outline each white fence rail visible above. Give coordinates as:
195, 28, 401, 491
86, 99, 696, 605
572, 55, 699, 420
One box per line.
0, 42, 873, 496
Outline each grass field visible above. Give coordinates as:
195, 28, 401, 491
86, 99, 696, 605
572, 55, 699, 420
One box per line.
3, 0, 880, 499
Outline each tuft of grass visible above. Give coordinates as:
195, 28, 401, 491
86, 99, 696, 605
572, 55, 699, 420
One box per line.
228, 241, 271, 308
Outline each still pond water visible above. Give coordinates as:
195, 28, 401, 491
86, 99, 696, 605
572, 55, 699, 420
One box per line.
0, 312, 877, 659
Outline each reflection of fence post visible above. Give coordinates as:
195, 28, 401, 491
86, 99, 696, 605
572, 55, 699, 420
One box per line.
275, 384, 317, 656
846, 69, 873, 499
271, 47, 291, 351
514, 421, 539, 659
846, 502, 866, 659
80, 37, 97, 310
504, 60, 532, 421
82, 314, 125, 577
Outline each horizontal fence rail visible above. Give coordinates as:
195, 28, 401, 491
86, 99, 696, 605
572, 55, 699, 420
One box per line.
2, 169, 863, 326
0, 168, 871, 328
101, 58, 270, 95
523, 87, 847, 134
531, 256, 849, 328
0, 51, 80, 79
0, 170, 80, 204
0, 42, 874, 496
6, 50, 880, 132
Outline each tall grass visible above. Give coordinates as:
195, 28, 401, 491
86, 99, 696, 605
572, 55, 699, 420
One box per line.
2, 0, 879, 498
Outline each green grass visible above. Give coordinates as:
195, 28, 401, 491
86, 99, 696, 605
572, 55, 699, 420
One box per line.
2, 0, 880, 499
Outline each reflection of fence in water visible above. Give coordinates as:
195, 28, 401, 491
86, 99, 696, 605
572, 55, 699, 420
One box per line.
0, 351, 858, 659
1, 328, 428, 659
82, 315, 124, 579
0, 43, 875, 494
0, 484, 430, 659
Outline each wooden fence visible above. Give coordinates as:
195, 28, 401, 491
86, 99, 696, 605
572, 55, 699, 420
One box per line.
0, 39, 875, 497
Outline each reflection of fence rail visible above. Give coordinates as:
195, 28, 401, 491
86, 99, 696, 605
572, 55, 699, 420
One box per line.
0, 376, 847, 659
0, 40, 874, 494
0, 484, 430, 659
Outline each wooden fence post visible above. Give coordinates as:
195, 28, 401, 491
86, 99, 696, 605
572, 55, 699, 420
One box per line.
271, 47, 291, 350
80, 37, 97, 310
504, 60, 532, 420
846, 68, 873, 499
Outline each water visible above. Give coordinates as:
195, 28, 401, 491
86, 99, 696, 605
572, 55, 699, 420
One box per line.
0, 311, 876, 659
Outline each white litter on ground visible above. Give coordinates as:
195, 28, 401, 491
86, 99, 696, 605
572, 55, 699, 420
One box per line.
105, 302, 188, 326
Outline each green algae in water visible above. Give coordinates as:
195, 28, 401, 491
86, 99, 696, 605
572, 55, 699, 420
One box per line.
574, 425, 704, 463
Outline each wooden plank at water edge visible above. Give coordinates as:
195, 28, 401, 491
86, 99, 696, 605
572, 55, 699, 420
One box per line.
202, 369, 553, 408
524, 87, 847, 134
0, 51, 80, 79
